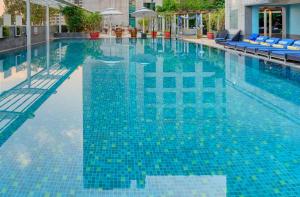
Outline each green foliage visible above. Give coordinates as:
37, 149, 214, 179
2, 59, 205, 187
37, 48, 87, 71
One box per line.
157, 0, 225, 12
31, 4, 45, 25
3, 1, 60, 25
3, 0, 25, 21
213, 0, 225, 9
138, 18, 150, 31
3, 26, 10, 37
204, 8, 225, 32
61, 6, 86, 32
85, 12, 102, 33
156, 0, 178, 13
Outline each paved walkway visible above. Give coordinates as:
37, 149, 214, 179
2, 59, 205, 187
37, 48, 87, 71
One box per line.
182, 37, 300, 68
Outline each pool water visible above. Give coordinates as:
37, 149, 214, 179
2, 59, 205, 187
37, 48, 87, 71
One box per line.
0, 39, 300, 196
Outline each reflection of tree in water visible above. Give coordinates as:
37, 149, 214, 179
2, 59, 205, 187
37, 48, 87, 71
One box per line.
84, 40, 103, 59
61, 41, 88, 68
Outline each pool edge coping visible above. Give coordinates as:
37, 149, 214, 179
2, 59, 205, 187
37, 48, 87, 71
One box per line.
182, 38, 300, 70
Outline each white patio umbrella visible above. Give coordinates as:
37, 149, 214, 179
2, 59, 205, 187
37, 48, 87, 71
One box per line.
131, 7, 157, 33
101, 8, 123, 38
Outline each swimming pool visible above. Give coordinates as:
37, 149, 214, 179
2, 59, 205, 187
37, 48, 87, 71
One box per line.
0, 38, 300, 196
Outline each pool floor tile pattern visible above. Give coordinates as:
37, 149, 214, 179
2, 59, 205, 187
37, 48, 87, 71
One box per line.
0, 39, 300, 196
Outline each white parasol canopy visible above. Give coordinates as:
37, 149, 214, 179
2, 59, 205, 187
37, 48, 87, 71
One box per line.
101, 8, 123, 37
101, 8, 122, 16
131, 7, 157, 33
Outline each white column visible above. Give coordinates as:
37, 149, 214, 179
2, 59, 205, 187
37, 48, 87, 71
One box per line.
269, 10, 272, 37
186, 14, 189, 29
59, 42, 62, 62
59, 13, 62, 33
46, 1, 50, 74
162, 17, 165, 33
200, 13, 203, 35
264, 9, 267, 36
46, 2, 50, 42
26, 0, 31, 87
26, 0, 31, 48
282, 7, 286, 38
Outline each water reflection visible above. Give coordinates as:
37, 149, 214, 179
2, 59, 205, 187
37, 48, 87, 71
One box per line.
82, 39, 227, 196
83, 39, 300, 196
0, 40, 81, 145
0, 39, 300, 196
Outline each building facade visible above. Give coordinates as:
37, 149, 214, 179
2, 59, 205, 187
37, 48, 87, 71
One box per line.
82, 0, 162, 27
225, 0, 300, 39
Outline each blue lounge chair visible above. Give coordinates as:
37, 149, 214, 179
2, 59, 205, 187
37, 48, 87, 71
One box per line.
245, 38, 281, 54
215, 30, 229, 44
224, 33, 259, 48
256, 39, 295, 57
286, 53, 300, 63
235, 36, 269, 51
270, 40, 300, 61
217, 30, 241, 45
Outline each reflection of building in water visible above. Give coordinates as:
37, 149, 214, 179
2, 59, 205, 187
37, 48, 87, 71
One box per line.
83, 39, 131, 190
225, 53, 300, 121
0, 42, 67, 93
0, 41, 78, 146
136, 40, 226, 133
82, 39, 227, 195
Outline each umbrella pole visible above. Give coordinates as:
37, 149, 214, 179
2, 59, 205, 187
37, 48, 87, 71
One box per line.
110, 16, 112, 39
143, 17, 145, 33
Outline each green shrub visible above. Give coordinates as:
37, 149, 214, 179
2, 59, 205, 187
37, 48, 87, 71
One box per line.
61, 6, 86, 32
85, 12, 102, 33
3, 26, 10, 38
138, 18, 150, 31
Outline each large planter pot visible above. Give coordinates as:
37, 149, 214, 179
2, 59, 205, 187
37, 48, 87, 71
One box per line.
115, 28, 123, 38
207, 32, 214, 39
130, 29, 137, 38
164, 32, 171, 39
90, 32, 100, 39
151, 31, 157, 39
141, 32, 147, 39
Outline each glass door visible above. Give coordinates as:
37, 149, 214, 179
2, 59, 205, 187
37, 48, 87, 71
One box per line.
259, 7, 284, 38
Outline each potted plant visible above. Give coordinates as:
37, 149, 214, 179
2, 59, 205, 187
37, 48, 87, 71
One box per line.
151, 17, 157, 38
3, 26, 10, 38
206, 12, 214, 39
151, 31, 157, 38
164, 15, 172, 39
129, 27, 138, 38
61, 6, 86, 33
156, 0, 177, 39
138, 18, 149, 39
85, 12, 102, 39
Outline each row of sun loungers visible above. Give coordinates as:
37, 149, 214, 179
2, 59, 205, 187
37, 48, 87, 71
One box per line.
216, 32, 300, 63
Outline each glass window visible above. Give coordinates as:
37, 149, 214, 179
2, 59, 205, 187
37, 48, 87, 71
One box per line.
230, 9, 238, 29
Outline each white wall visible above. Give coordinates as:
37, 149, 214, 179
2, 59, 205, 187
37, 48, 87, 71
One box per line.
83, 0, 130, 26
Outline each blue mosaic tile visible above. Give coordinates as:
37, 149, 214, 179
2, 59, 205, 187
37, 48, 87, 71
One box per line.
0, 39, 299, 196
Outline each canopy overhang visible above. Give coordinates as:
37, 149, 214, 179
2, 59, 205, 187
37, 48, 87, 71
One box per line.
25, 0, 84, 9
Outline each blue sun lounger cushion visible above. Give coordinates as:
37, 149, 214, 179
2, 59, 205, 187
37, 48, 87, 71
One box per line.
270, 40, 300, 59
235, 36, 269, 51
245, 38, 280, 53
225, 33, 259, 47
257, 39, 295, 56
